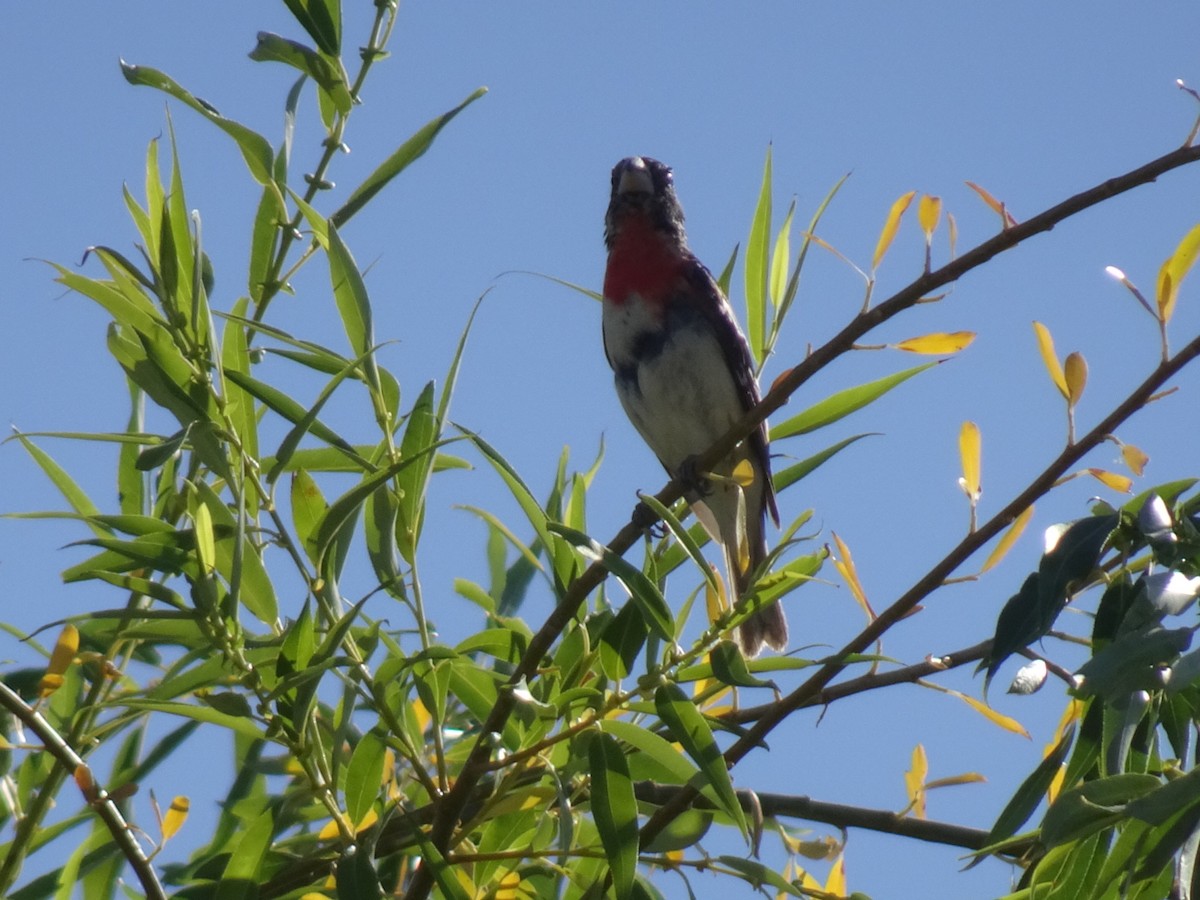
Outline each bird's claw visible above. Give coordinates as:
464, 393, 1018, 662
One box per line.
676, 455, 711, 497
631, 501, 668, 538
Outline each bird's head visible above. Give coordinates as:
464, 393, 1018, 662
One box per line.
604, 156, 687, 251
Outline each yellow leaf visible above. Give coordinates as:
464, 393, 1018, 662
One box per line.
39, 624, 79, 698
824, 855, 847, 895
1121, 443, 1149, 476
782, 834, 840, 860
1157, 222, 1200, 323
1032, 321, 1069, 399
318, 818, 341, 841
926, 772, 988, 789
411, 697, 431, 736
162, 795, 189, 841
905, 744, 928, 819
918, 194, 942, 240
965, 181, 1017, 227
1087, 468, 1133, 493
894, 331, 976, 354
980, 505, 1034, 574
872, 190, 917, 270
958, 421, 982, 501
1063, 351, 1088, 408
731, 458, 756, 488
956, 691, 1030, 738
1047, 763, 1067, 805
832, 533, 875, 620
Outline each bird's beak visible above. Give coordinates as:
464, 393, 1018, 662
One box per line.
616, 158, 653, 196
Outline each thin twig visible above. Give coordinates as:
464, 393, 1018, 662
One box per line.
403, 139, 1200, 900
0, 681, 167, 900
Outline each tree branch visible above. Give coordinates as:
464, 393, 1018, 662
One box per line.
404, 139, 1200, 900
0, 680, 166, 900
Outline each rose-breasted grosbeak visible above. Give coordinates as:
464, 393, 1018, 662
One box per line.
602, 156, 787, 656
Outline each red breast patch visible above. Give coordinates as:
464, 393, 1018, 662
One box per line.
604, 216, 684, 307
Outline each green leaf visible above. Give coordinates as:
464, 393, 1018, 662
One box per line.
326, 224, 376, 360
708, 640, 774, 689
744, 146, 772, 364
280, 0, 341, 55
772, 362, 938, 440
551, 523, 674, 641
769, 198, 796, 310
249, 32, 351, 114
396, 381, 438, 565
1040, 773, 1161, 848
588, 733, 639, 899
653, 683, 747, 836
636, 491, 719, 593
715, 243, 739, 298
716, 857, 804, 896
11, 432, 104, 534
773, 434, 874, 495
330, 87, 488, 228
344, 730, 387, 827
291, 468, 327, 566
119, 699, 266, 742
215, 807, 274, 900
120, 61, 285, 217
986, 725, 1075, 845
192, 479, 279, 625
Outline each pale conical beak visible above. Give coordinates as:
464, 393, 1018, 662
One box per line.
617, 158, 653, 196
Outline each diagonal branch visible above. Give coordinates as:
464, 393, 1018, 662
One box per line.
404, 139, 1200, 900
0, 680, 167, 900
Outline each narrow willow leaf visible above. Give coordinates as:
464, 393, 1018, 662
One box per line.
715, 243, 739, 298
832, 532, 874, 620
192, 480, 279, 625
588, 733, 639, 899
872, 190, 916, 270
291, 469, 327, 565
1032, 321, 1069, 399
248, 187, 282, 304
1086, 468, 1133, 493
326, 224, 375, 361
771, 362, 937, 439
120, 62, 285, 217
905, 744, 928, 819
280, 0, 341, 55
1063, 351, 1088, 408
773, 434, 873, 493
395, 382, 437, 565
39, 625, 79, 697
598, 720, 699, 786
217, 807, 274, 895
959, 421, 982, 501
965, 181, 1016, 227
344, 730, 387, 829
11, 433, 104, 532
918, 195, 942, 239
654, 683, 747, 836
744, 146, 773, 363
980, 505, 1035, 574
550, 523, 674, 641
894, 331, 976, 354
249, 32, 352, 114
1121, 444, 1149, 476
769, 198, 796, 310
331, 87, 488, 228
1157, 222, 1200, 323
985, 725, 1075, 844
636, 492, 719, 593
953, 690, 1030, 738
161, 795, 189, 841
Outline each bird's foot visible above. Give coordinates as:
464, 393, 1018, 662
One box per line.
676, 455, 712, 497
631, 500, 668, 538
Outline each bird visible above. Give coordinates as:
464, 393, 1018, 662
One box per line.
601, 155, 787, 656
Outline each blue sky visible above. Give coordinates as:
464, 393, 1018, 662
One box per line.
5, 3, 1200, 897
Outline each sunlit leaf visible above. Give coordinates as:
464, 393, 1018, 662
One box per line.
958, 421, 982, 502
894, 331, 976, 354
1121, 443, 1149, 476
588, 732, 638, 899
953, 690, 1030, 738
1156, 222, 1200, 323
965, 181, 1017, 228
832, 532, 874, 621
771, 362, 936, 439
918, 194, 942, 240
872, 190, 916, 270
1032, 321, 1069, 399
1063, 351, 1087, 408
1086, 468, 1133, 493
905, 744, 928, 819
161, 795, 189, 841
745, 146, 773, 362
980, 505, 1034, 574
345, 730, 387, 829
40, 624, 79, 697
